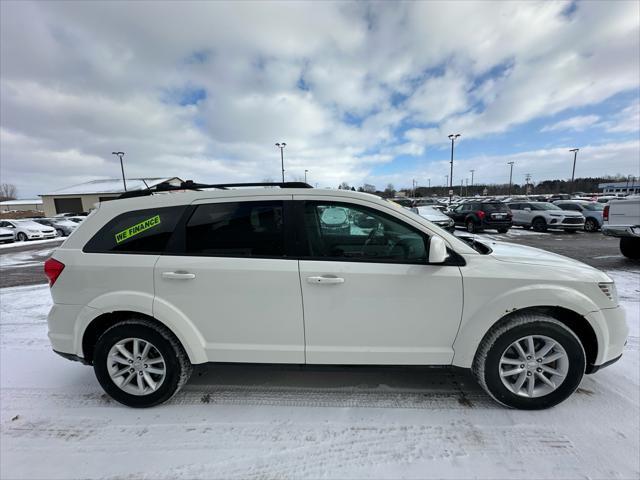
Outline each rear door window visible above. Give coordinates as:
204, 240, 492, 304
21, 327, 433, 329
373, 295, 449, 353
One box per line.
184, 201, 285, 257
483, 203, 509, 212
84, 206, 186, 254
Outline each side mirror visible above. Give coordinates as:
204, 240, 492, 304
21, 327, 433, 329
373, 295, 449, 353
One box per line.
428, 235, 448, 264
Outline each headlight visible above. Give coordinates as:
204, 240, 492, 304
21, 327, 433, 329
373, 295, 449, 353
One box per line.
598, 283, 618, 303
27, 229, 38, 233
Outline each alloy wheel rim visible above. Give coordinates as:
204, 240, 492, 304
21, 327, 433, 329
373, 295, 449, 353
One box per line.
499, 335, 569, 398
107, 338, 166, 396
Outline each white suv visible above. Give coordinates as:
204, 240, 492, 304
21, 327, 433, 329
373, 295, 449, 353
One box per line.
45, 183, 628, 409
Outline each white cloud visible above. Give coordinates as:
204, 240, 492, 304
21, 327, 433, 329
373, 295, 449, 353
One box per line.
541, 115, 601, 132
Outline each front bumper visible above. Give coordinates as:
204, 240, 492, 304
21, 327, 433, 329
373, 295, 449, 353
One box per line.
585, 305, 628, 374
27, 233, 57, 239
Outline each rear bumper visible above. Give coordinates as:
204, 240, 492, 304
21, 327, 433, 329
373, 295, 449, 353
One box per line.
480, 220, 512, 229
602, 225, 640, 238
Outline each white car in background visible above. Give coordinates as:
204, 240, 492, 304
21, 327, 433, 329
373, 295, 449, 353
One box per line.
602, 196, 640, 259
411, 205, 455, 232
508, 202, 585, 232
0, 219, 57, 241
0, 226, 16, 243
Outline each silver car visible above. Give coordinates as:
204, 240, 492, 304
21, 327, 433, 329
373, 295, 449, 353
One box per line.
553, 200, 604, 232
507, 202, 585, 232
411, 206, 455, 232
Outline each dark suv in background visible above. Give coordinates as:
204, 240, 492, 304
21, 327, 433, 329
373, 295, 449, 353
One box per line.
447, 201, 512, 233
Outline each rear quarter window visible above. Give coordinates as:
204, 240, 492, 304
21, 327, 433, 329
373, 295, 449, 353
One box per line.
83, 206, 186, 254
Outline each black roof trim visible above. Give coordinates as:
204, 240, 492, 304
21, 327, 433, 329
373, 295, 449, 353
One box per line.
117, 181, 312, 199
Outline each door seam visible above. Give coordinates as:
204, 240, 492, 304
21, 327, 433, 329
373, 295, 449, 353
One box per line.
297, 259, 308, 364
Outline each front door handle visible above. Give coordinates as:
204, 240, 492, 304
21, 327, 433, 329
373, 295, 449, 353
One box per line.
162, 271, 196, 280
306, 276, 345, 285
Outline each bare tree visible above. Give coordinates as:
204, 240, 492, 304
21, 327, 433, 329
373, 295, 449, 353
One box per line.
362, 183, 376, 193
0, 183, 17, 201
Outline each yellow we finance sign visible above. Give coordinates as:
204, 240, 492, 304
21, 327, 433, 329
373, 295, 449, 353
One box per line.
115, 215, 161, 243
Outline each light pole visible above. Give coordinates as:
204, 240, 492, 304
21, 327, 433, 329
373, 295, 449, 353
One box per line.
448, 134, 461, 204
445, 174, 448, 196
569, 148, 579, 193
469, 169, 475, 195
507, 161, 515, 196
428, 178, 431, 189
275, 142, 286, 182
111, 151, 127, 191
304, 169, 309, 184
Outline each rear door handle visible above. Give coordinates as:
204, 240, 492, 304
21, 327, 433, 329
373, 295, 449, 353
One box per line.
162, 271, 196, 280
306, 276, 345, 285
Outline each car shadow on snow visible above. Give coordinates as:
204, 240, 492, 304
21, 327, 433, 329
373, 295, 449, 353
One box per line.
177, 364, 499, 410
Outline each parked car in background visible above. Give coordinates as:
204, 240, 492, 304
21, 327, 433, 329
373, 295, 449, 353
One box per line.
507, 202, 584, 232
0, 226, 16, 243
35, 218, 79, 237
446, 201, 512, 233
553, 200, 604, 232
0, 219, 56, 241
602, 196, 640, 259
54, 212, 89, 218
411, 205, 455, 232
66, 216, 87, 224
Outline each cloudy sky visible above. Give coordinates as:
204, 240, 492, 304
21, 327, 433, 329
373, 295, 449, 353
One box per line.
1, 1, 639, 197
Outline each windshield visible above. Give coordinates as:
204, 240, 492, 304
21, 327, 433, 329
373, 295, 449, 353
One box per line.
531, 203, 561, 211
583, 203, 604, 211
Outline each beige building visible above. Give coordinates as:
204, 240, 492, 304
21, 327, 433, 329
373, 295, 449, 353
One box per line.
40, 177, 183, 217
0, 199, 43, 213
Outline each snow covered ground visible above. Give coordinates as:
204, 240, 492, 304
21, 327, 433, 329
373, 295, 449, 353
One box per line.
0, 237, 63, 250
1, 273, 638, 479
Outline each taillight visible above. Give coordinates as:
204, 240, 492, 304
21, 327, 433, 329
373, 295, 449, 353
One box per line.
477, 210, 486, 220
603, 205, 609, 221
44, 258, 65, 286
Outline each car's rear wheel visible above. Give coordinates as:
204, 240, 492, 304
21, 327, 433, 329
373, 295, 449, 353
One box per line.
466, 219, 477, 233
93, 319, 192, 408
584, 218, 599, 232
620, 237, 640, 259
532, 217, 547, 232
472, 313, 585, 409
16, 232, 27, 241
497, 228, 509, 234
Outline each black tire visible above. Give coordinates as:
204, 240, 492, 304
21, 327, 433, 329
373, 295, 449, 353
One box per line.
620, 237, 640, 259
564, 229, 577, 233
472, 313, 585, 410
531, 217, 547, 232
16, 232, 27, 241
465, 218, 477, 233
56, 229, 65, 237
497, 228, 509, 234
93, 319, 192, 408
584, 218, 599, 232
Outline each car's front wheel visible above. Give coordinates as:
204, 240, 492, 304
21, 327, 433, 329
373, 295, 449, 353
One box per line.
16, 232, 27, 241
531, 218, 547, 232
93, 319, 192, 408
472, 313, 585, 409
497, 228, 509, 234
466, 219, 477, 233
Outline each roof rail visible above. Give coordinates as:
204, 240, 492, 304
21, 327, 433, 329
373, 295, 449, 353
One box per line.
117, 180, 313, 199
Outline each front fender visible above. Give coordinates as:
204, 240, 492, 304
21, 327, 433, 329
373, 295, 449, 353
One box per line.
452, 283, 605, 368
